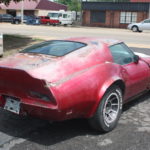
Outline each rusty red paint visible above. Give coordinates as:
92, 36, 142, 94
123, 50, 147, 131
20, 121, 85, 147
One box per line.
0, 37, 150, 121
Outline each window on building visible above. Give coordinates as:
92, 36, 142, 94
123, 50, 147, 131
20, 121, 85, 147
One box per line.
91, 11, 106, 23
120, 12, 137, 24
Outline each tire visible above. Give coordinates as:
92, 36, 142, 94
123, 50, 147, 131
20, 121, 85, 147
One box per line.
15, 20, 19, 24
88, 85, 123, 133
47, 22, 50, 26
132, 26, 139, 32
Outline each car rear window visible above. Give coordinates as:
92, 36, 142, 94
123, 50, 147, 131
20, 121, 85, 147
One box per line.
21, 40, 86, 57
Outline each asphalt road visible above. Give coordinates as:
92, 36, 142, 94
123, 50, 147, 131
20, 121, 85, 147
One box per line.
0, 23, 150, 48
0, 24, 150, 150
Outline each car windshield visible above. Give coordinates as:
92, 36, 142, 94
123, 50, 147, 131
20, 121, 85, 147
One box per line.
48, 13, 59, 18
21, 40, 86, 57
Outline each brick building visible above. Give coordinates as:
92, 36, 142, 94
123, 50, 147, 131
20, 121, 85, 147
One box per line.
82, 2, 150, 28
131, 0, 150, 2
0, 0, 67, 16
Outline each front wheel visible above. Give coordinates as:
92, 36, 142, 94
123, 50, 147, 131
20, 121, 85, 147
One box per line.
88, 85, 123, 132
132, 26, 139, 32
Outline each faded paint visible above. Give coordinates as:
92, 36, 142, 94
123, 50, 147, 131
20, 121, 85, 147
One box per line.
0, 37, 149, 121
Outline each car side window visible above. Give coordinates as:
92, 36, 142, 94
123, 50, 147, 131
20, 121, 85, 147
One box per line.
109, 43, 135, 65
143, 19, 150, 23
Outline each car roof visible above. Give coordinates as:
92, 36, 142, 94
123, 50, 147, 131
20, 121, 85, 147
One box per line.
65, 37, 122, 47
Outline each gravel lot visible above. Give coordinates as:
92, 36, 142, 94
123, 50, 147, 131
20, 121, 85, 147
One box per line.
0, 23, 150, 150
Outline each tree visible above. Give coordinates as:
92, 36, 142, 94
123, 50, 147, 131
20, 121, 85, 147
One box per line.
85, 0, 129, 1
54, 0, 81, 11
0, 0, 38, 5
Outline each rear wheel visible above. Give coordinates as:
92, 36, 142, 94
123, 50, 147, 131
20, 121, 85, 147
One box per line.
89, 85, 123, 132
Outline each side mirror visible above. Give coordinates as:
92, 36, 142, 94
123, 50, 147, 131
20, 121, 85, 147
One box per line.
133, 55, 139, 63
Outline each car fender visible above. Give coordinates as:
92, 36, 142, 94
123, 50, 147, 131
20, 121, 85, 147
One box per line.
87, 76, 124, 118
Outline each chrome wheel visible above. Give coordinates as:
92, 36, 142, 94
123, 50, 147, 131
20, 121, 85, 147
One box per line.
132, 26, 138, 32
88, 86, 122, 132
103, 92, 120, 127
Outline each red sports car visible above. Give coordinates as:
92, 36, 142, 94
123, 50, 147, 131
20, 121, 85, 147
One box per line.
0, 37, 150, 132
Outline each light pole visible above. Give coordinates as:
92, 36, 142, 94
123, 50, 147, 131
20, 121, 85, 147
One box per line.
149, 3, 150, 18
21, 0, 24, 24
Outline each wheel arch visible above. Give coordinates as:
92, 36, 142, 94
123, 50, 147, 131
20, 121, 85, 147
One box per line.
87, 78, 125, 118
131, 25, 139, 32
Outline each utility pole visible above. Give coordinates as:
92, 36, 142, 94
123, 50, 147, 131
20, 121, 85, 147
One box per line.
80, 0, 82, 24
21, 0, 24, 24
149, 3, 150, 18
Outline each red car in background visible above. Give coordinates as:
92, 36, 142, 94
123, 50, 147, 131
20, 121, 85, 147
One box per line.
0, 37, 150, 132
39, 16, 60, 26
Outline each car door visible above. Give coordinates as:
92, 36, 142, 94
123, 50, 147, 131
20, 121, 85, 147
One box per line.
4, 14, 9, 22
109, 43, 150, 99
3, 14, 12, 22
140, 19, 150, 30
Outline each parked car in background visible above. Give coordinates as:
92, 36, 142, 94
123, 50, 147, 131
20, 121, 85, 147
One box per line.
0, 14, 13, 22
0, 37, 150, 132
39, 16, 60, 26
26, 17, 40, 25
48, 10, 75, 26
12, 15, 34, 24
128, 19, 150, 32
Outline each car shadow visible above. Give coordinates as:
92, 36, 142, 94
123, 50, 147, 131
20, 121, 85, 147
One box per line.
123, 92, 150, 112
0, 92, 150, 146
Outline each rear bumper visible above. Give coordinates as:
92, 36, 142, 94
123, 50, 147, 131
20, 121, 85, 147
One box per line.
0, 95, 66, 121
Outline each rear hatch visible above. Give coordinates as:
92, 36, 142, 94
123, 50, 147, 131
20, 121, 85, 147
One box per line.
0, 66, 53, 101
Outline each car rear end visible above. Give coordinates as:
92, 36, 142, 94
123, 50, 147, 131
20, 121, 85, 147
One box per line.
0, 67, 64, 121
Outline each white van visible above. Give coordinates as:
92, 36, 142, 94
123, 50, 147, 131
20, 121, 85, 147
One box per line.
48, 10, 76, 26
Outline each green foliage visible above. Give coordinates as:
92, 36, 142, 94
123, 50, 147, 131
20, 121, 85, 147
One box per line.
54, 0, 81, 11
0, 0, 37, 5
0, 0, 19, 4
86, 0, 129, 1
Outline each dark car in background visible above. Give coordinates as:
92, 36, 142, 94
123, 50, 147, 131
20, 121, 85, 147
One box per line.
0, 14, 13, 22
12, 15, 33, 24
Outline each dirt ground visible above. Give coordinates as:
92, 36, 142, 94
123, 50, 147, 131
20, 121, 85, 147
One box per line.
3, 34, 43, 57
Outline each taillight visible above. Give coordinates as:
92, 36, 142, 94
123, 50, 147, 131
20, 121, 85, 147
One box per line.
29, 91, 52, 102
